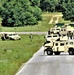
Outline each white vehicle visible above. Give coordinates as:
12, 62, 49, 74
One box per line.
1, 32, 21, 40
45, 34, 60, 41
44, 40, 74, 55
50, 27, 60, 34
50, 24, 74, 35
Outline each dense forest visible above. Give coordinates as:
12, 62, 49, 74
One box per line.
0, 0, 74, 27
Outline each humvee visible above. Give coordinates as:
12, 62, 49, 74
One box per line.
45, 33, 68, 42
50, 24, 74, 35
1, 32, 21, 40
44, 40, 74, 55
45, 34, 60, 41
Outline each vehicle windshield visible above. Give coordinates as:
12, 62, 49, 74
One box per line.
66, 41, 74, 45
70, 42, 73, 45
47, 36, 52, 38
9, 34, 17, 36
53, 35, 58, 37
56, 29, 60, 30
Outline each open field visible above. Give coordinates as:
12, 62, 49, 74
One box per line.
0, 12, 70, 32
0, 12, 71, 75
0, 34, 45, 75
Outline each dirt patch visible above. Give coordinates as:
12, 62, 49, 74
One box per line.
49, 15, 62, 24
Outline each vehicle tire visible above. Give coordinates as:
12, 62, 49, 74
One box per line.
54, 52, 60, 55
18, 38, 21, 40
68, 49, 74, 55
47, 49, 53, 55
1, 37, 5, 41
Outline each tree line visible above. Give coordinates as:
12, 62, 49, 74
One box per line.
0, 0, 74, 27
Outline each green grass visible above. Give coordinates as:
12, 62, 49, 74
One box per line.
42, 12, 62, 16
0, 12, 71, 75
0, 34, 45, 75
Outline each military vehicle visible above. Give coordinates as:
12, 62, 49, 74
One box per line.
45, 34, 60, 41
50, 24, 74, 35
44, 40, 74, 55
50, 25, 60, 34
45, 33, 68, 42
1, 32, 21, 40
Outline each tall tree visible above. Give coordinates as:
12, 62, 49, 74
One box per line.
62, 2, 74, 22
40, 0, 58, 12
0, 0, 42, 27
30, 0, 40, 6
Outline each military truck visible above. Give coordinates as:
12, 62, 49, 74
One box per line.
44, 40, 74, 55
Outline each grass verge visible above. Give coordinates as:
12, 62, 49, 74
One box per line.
0, 34, 45, 75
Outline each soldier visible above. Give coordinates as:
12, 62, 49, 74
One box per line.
69, 31, 73, 39
73, 31, 74, 39
67, 31, 70, 39
29, 34, 33, 41
48, 29, 50, 34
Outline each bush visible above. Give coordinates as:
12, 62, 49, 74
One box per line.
0, 0, 42, 27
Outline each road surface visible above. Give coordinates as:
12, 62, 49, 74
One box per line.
0, 32, 47, 35
15, 46, 74, 75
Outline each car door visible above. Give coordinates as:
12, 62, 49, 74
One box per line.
53, 42, 59, 52
59, 42, 65, 52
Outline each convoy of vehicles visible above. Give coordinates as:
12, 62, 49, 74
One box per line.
44, 23, 74, 55
0, 23, 74, 55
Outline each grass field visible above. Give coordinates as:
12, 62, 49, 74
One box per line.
0, 12, 71, 75
0, 12, 70, 32
0, 34, 45, 75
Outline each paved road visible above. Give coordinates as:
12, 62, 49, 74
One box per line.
0, 32, 47, 35
15, 46, 74, 75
